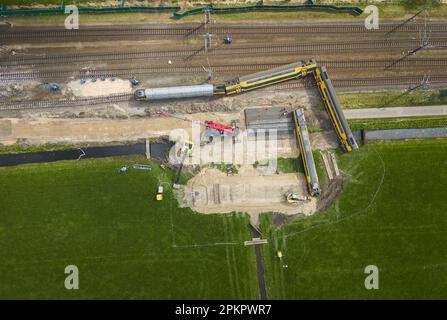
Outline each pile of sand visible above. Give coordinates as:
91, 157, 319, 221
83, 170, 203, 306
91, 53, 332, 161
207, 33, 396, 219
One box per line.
65, 78, 132, 98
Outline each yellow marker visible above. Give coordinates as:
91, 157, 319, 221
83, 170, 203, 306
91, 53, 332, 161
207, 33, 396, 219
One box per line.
156, 185, 164, 201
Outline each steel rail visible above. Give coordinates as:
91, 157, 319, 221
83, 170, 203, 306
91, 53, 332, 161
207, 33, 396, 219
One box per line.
3, 39, 447, 68
2, 58, 447, 82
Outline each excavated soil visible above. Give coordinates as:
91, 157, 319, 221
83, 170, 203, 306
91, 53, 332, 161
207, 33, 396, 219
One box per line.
65, 78, 132, 98
271, 212, 300, 229
317, 176, 344, 212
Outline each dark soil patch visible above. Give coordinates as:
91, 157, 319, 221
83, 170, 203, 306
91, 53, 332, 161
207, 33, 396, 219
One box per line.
271, 212, 301, 229
317, 176, 344, 211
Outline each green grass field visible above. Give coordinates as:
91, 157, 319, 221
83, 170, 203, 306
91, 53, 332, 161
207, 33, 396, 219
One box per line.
348, 116, 447, 130
0, 156, 258, 299
261, 139, 447, 299
1, 139, 446, 299
339, 90, 447, 110
276, 157, 303, 174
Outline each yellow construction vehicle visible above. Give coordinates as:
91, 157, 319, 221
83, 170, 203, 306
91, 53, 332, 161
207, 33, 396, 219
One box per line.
286, 193, 310, 204
156, 185, 164, 201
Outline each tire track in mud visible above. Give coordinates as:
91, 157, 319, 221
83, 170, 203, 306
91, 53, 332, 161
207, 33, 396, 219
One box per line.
250, 224, 268, 300
223, 216, 237, 298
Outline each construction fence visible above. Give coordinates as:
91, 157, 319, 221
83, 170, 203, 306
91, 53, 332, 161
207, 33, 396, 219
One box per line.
0, 5, 180, 17
173, 4, 363, 19
1, 3, 363, 18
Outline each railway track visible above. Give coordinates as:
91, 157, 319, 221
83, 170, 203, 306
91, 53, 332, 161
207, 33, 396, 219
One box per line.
3, 38, 447, 68
0, 93, 132, 111
2, 30, 445, 44
272, 75, 447, 91
2, 58, 447, 82
1, 23, 446, 41
2, 75, 446, 111
2, 31, 445, 43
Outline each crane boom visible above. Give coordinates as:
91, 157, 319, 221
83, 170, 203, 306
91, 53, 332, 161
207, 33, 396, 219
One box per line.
157, 111, 191, 123
157, 111, 234, 134
204, 120, 234, 134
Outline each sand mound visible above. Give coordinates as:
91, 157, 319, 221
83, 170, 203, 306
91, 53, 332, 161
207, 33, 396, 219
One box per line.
65, 78, 132, 98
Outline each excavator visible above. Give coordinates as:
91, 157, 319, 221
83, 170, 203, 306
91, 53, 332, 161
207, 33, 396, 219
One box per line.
286, 193, 310, 204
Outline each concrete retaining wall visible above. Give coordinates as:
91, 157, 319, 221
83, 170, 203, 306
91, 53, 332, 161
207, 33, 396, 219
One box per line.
354, 127, 447, 143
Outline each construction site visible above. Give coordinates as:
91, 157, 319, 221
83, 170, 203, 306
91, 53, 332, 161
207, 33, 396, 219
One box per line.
1, 0, 447, 302
2, 6, 445, 214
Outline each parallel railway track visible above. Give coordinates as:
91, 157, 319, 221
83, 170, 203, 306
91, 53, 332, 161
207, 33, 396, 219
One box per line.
1, 23, 446, 41
0, 93, 133, 111
2, 58, 447, 82
1, 22, 446, 110
2, 76, 446, 111
274, 75, 447, 91
3, 39, 447, 68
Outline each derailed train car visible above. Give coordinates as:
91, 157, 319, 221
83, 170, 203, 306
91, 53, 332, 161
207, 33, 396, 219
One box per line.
313, 66, 358, 152
134, 59, 317, 100
134, 84, 216, 101
224, 60, 317, 95
134, 59, 357, 153
293, 108, 320, 197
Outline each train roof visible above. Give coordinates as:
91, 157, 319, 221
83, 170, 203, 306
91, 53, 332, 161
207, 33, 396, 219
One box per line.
239, 61, 303, 82
295, 108, 305, 119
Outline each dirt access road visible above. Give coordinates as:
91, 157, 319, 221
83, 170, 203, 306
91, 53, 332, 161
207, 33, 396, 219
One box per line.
0, 114, 338, 153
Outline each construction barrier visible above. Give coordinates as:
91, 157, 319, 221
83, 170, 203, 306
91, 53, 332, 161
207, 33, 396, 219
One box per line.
173, 4, 364, 19
0, 3, 363, 18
